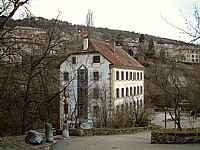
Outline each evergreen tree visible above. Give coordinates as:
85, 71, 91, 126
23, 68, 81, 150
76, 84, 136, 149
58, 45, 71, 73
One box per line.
139, 34, 145, 43
146, 38, 155, 59
115, 33, 124, 46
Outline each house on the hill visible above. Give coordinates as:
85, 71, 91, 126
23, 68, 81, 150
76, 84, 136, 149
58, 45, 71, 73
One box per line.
60, 36, 144, 127
172, 45, 200, 63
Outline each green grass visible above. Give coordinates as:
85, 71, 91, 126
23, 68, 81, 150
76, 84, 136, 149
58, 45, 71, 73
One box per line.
152, 128, 200, 134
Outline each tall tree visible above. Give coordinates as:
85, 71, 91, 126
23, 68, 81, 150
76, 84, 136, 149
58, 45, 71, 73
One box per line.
139, 34, 144, 43
146, 38, 155, 59
86, 9, 94, 27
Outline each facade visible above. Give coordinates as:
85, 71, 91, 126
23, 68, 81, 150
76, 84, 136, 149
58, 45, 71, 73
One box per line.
60, 36, 144, 127
172, 45, 200, 63
154, 43, 175, 59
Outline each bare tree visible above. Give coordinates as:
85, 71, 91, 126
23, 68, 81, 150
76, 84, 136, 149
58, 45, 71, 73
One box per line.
145, 63, 197, 130
162, 3, 200, 44
86, 9, 94, 27
0, 3, 78, 135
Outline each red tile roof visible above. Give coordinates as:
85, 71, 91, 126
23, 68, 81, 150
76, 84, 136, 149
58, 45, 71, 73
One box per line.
174, 45, 200, 51
74, 39, 143, 68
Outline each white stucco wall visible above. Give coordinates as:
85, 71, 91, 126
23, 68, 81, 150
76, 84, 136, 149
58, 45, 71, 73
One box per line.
60, 52, 112, 120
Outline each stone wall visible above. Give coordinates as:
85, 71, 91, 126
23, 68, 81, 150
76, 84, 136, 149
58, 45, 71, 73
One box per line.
69, 126, 153, 136
151, 130, 200, 144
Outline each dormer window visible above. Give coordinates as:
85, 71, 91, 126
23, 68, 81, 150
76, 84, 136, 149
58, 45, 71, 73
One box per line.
93, 56, 100, 63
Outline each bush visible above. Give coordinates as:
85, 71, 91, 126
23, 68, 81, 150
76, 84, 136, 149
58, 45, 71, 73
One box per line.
135, 115, 150, 127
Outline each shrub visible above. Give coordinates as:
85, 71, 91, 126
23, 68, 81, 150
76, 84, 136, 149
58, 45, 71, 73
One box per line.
135, 115, 150, 127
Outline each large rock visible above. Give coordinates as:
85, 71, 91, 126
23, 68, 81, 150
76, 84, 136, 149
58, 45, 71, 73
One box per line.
25, 130, 43, 145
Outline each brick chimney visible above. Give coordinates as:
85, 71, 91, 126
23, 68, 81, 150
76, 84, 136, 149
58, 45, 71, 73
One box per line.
110, 38, 115, 52
83, 34, 89, 51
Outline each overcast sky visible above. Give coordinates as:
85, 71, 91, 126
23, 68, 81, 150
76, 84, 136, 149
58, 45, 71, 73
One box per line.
20, 0, 199, 42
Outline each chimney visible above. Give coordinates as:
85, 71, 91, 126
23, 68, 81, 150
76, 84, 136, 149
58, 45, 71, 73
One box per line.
110, 38, 115, 52
83, 34, 89, 51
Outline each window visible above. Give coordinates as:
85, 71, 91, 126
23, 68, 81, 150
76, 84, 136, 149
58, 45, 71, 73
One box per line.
130, 102, 132, 111
140, 86, 143, 94
126, 103, 129, 112
116, 88, 119, 98
130, 87, 132, 95
140, 99, 143, 108
94, 106, 99, 117
121, 71, 124, 80
133, 101, 136, 110
121, 88, 124, 97
93, 71, 99, 81
93, 88, 99, 99
130, 72, 132, 80
137, 72, 139, 80
133, 72, 136, 80
126, 87, 129, 97
137, 100, 139, 108
78, 69, 86, 81
137, 86, 139, 95
134, 87, 136, 95
64, 103, 68, 114
126, 71, 128, 80
116, 71, 119, 80
64, 72, 69, 81
72, 57, 76, 64
93, 56, 100, 63
121, 104, 124, 114
140, 72, 143, 80
116, 105, 120, 113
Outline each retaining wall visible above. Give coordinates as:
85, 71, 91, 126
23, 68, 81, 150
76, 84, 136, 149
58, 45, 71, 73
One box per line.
69, 126, 154, 136
151, 130, 200, 144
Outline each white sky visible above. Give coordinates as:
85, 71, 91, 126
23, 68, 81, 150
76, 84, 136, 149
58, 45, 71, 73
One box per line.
18, 0, 199, 42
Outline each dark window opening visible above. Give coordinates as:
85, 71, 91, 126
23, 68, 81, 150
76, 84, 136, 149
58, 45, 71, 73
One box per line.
93, 88, 100, 99
126, 87, 129, 97
130, 87, 132, 95
116, 71, 119, 80
116, 88, 119, 98
72, 57, 76, 64
126, 71, 128, 80
130, 72, 132, 80
93, 72, 99, 81
121, 71, 124, 80
121, 88, 124, 97
93, 56, 100, 63
64, 72, 69, 81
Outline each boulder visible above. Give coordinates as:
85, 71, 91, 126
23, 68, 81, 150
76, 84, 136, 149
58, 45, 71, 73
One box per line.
25, 130, 43, 145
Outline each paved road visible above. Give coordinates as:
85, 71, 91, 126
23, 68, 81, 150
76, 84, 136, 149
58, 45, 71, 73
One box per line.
50, 131, 200, 150
151, 112, 200, 129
